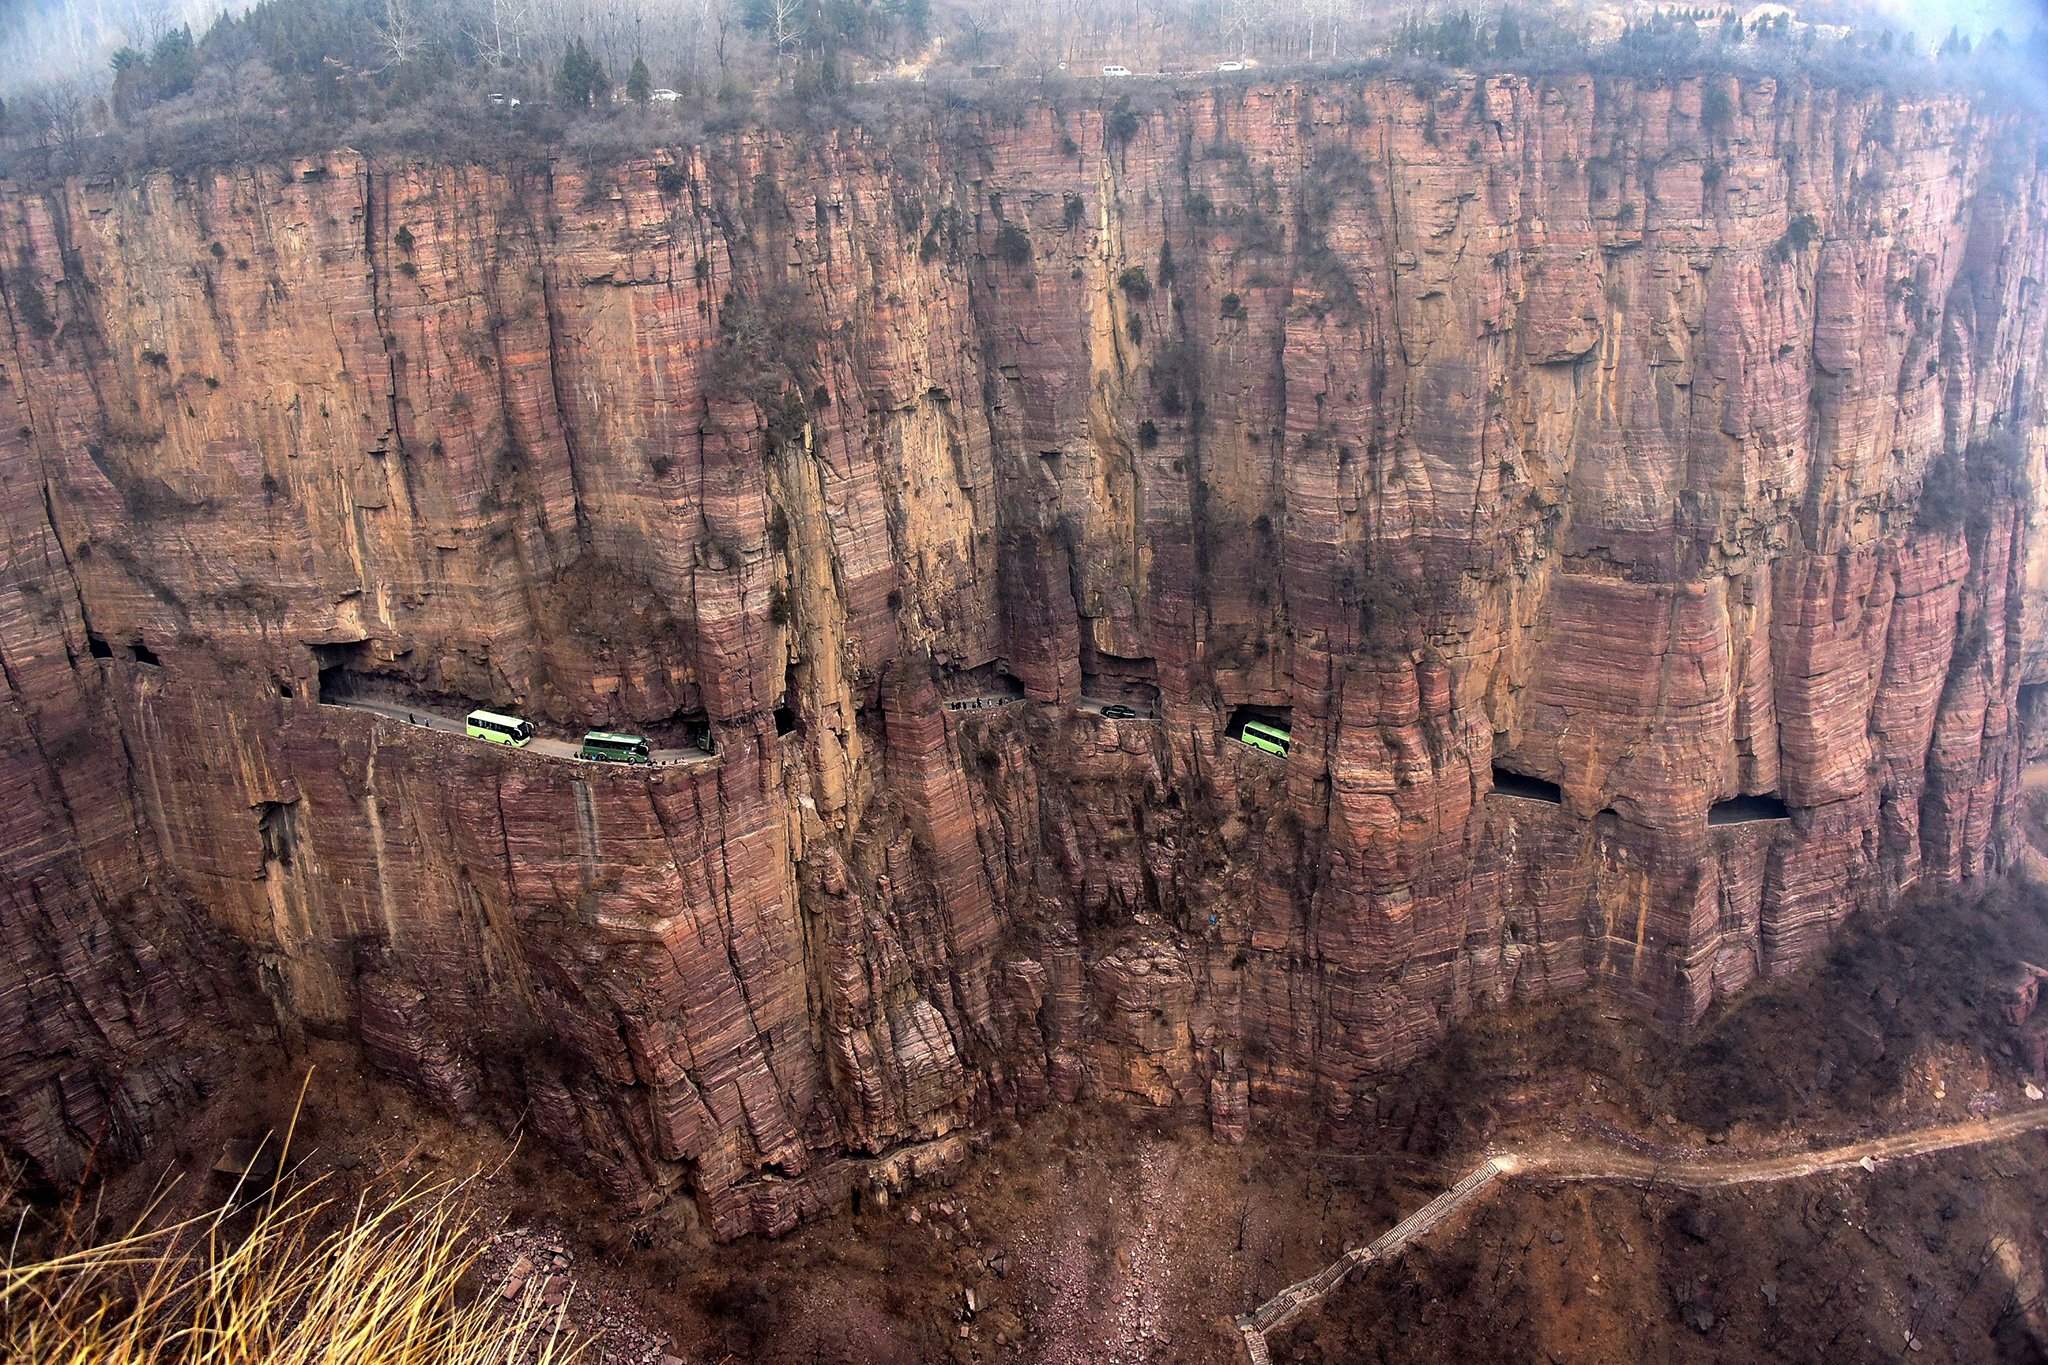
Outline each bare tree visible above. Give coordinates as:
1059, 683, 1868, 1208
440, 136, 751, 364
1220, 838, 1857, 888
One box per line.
959, 11, 993, 61
768, 0, 805, 59
27, 81, 92, 171
376, 0, 426, 71
465, 0, 535, 73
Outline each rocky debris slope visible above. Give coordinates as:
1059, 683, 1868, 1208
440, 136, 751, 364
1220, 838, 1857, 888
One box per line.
2, 73, 2045, 1235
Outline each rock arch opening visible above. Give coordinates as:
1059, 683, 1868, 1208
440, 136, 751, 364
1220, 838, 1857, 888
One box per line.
1490, 765, 1563, 804
1709, 793, 1791, 825
311, 641, 372, 702
1226, 705, 1292, 756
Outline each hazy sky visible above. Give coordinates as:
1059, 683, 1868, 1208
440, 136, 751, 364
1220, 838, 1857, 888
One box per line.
1858, 0, 2048, 36
1, 0, 2044, 97
0, 0, 239, 93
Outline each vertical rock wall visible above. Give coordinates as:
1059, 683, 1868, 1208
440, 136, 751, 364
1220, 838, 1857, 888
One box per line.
2, 73, 2044, 1233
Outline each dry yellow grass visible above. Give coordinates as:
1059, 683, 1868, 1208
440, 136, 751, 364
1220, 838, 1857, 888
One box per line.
1, 1079, 584, 1364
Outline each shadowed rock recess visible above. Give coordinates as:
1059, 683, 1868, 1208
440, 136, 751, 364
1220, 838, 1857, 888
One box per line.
3, 73, 2046, 1239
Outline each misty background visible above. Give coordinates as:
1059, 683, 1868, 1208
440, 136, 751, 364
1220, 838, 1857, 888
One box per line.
2, 0, 2044, 98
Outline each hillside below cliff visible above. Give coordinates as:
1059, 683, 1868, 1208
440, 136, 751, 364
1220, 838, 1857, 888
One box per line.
3, 71, 2046, 1239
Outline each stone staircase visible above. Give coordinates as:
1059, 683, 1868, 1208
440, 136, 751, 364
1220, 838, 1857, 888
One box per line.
1234, 1158, 1507, 1363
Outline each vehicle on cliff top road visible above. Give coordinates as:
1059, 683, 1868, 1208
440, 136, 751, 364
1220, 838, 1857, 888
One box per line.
579, 731, 653, 765
1235, 719, 1290, 758
465, 710, 535, 747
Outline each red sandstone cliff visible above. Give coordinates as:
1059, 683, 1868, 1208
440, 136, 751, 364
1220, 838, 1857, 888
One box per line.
2, 73, 2045, 1235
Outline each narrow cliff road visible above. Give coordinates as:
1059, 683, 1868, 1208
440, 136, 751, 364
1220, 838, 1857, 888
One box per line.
323, 697, 716, 768
1236, 1104, 2048, 1363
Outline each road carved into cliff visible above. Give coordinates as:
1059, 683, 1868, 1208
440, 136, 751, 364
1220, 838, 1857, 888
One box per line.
1234, 1105, 2048, 1364
321, 697, 717, 768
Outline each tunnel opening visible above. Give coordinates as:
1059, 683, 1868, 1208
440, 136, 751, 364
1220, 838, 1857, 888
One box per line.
1709, 792, 1791, 825
1227, 705, 1292, 757
640, 703, 714, 753
2022, 682, 2048, 761
940, 662, 1027, 710
1490, 765, 1563, 804
128, 640, 162, 666
1081, 647, 1161, 710
311, 641, 372, 702
86, 634, 113, 659
774, 694, 800, 736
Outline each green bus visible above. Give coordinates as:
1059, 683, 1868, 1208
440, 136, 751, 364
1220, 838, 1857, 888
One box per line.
1236, 719, 1290, 758
579, 731, 652, 765
465, 709, 535, 747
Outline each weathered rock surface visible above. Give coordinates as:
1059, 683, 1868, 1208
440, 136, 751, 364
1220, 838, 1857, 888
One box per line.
2, 74, 2045, 1233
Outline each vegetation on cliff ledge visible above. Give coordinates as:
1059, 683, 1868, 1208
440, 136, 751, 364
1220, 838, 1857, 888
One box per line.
0, 1, 2042, 182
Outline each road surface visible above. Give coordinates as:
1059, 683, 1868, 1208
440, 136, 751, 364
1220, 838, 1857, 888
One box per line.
937, 693, 1157, 720
941, 693, 1025, 713
1236, 1102, 2048, 1363
1078, 695, 1158, 719
324, 697, 716, 769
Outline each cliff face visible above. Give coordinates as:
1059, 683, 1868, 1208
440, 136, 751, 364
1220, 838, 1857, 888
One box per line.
3, 73, 2045, 1236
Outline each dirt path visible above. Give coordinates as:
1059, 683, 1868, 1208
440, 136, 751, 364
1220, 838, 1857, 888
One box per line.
1237, 1103, 2048, 1362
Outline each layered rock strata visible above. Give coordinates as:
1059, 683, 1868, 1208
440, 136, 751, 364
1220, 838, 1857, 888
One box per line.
2, 73, 2045, 1233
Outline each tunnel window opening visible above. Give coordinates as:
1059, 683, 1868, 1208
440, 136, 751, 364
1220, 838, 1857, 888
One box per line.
1709, 793, 1791, 825
128, 641, 162, 666
642, 704, 714, 754
1082, 648, 1161, 711
939, 662, 1027, 710
311, 641, 371, 702
1227, 704, 1292, 758
1491, 765, 1563, 804
277, 680, 294, 699
86, 634, 113, 659
774, 698, 799, 736
2023, 683, 2048, 760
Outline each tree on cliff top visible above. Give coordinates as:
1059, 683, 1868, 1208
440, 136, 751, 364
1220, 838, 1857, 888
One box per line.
626, 54, 651, 104
1493, 9, 1523, 58
554, 37, 608, 109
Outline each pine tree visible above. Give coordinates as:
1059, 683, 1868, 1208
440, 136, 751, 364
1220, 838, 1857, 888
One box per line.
628, 56, 651, 104
555, 41, 585, 105
1494, 9, 1523, 57
555, 39, 610, 108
